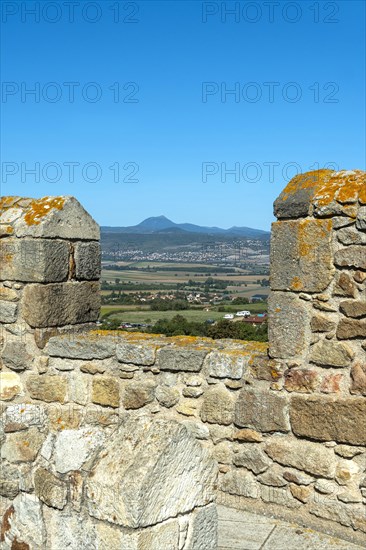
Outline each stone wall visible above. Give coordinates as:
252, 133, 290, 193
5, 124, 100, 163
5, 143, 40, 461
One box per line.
1, 171, 365, 548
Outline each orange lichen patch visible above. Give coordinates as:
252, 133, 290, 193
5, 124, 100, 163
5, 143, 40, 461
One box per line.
315, 170, 366, 207
280, 169, 366, 207
0, 196, 21, 212
23, 197, 65, 226
280, 170, 334, 202
298, 219, 331, 259
291, 276, 303, 291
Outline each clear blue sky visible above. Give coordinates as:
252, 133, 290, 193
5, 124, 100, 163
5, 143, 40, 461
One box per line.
1, 0, 365, 230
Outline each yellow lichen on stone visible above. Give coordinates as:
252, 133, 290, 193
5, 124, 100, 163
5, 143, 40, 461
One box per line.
280, 170, 334, 202
280, 169, 366, 207
24, 197, 65, 226
291, 276, 303, 291
0, 196, 20, 211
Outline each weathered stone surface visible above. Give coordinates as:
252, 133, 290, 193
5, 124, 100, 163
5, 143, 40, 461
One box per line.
265, 436, 336, 478
354, 270, 366, 283
235, 387, 289, 433
356, 205, 366, 230
54, 427, 105, 473
85, 416, 217, 528
200, 384, 235, 425
283, 469, 313, 486
233, 444, 271, 474
204, 350, 247, 380
310, 340, 354, 367
334, 444, 364, 459
2, 404, 45, 432
1, 428, 45, 463
337, 226, 366, 245
270, 219, 333, 292
155, 385, 180, 408
332, 216, 356, 229
92, 376, 120, 408
0, 238, 69, 282
333, 272, 357, 297
0, 301, 17, 323
34, 468, 67, 509
27, 374, 67, 403
337, 318, 366, 339
257, 464, 287, 487
340, 300, 366, 319
157, 347, 208, 372
311, 314, 336, 332
284, 368, 319, 392
320, 373, 343, 393
249, 355, 282, 381
184, 504, 217, 550
22, 281, 100, 328
182, 386, 203, 398
0, 372, 23, 401
220, 468, 258, 498
314, 479, 339, 495
289, 483, 312, 503
47, 334, 115, 359
11, 196, 100, 240
350, 363, 366, 395
74, 241, 101, 280
233, 428, 263, 442
268, 293, 310, 359
123, 380, 156, 409
334, 245, 366, 270
116, 342, 156, 366
273, 170, 334, 219
1, 493, 45, 548
335, 459, 360, 485
290, 395, 366, 445
1, 341, 32, 371
0, 286, 18, 301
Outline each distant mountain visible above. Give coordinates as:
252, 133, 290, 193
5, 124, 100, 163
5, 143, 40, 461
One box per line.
101, 216, 269, 238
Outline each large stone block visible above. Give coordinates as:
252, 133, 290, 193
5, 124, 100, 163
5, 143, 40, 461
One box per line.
157, 347, 208, 372
0, 493, 45, 548
1, 428, 45, 463
268, 292, 311, 359
22, 281, 100, 327
204, 350, 248, 379
85, 415, 217, 528
0, 238, 69, 282
309, 340, 354, 367
74, 241, 101, 280
200, 384, 236, 425
273, 170, 334, 219
270, 219, 333, 292
336, 318, 366, 339
290, 395, 366, 445
53, 427, 105, 473
184, 504, 218, 550
0, 301, 18, 323
27, 374, 67, 403
235, 387, 289, 433
8, 195, 100, 240
47, 333, 115, 359
1, 341, 32, 371
334, 245, 366, 270
116, 342, 156, 365
265, 436, 336, 478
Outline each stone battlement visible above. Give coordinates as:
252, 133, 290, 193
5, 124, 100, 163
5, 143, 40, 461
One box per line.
1, 170, 365, 548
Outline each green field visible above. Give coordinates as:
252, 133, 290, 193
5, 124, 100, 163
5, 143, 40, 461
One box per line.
100, 302, 267, 324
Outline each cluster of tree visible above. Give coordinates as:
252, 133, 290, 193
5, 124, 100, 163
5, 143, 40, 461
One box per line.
150, 299, 189, 311
146, 316, 268, 342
